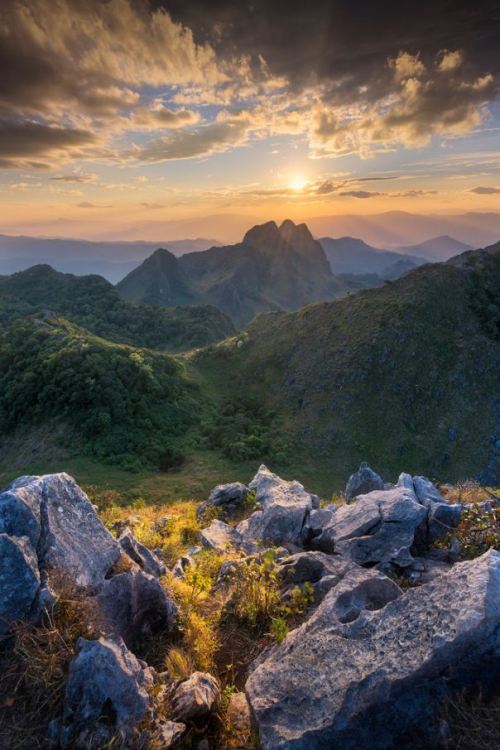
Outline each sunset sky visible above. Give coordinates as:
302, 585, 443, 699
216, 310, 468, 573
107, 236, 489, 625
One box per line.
0, 0, 499, 242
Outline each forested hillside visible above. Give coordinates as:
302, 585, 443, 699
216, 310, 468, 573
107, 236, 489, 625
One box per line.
0, 265, 235, 351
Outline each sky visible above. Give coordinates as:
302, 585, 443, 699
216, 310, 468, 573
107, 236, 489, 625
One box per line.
0, 0, 499, 243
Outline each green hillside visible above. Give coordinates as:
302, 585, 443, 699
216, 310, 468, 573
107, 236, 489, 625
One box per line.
0, 264, 235, 351
0, 316, 201, 471
193, 247, 500, 485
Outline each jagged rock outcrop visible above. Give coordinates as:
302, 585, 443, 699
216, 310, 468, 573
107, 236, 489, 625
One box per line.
171, 672, 220, 721
236, 465, 317, 549
246, 550, 500, 750
118, 528, 166, 577
61, 636, 154, 748
313, 484, 427, 567
345, 462, 385, 501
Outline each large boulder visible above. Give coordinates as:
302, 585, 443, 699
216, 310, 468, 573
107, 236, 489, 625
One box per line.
171, 671, 220, 721
200, 519, 242, 552
118, 528, 166, 577
62, 636, 154, 748
236, 466, 316, 549
0, 473, 120, 593
96, 571, 178, 650
246, 550, 500, 750
345, 462, 384, 501
314, 485, 427, 568
39, 474, 121, 590
0, 533, 40, 634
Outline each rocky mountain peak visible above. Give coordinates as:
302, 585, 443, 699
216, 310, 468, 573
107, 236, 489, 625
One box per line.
242, 221, 281, 250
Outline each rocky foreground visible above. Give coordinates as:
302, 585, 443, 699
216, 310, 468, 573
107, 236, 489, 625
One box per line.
0, 464, 499, 749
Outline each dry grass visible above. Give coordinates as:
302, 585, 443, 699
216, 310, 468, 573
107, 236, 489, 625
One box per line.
443, 691, 500, 750
0, 589, 99, 750
440, 480, 499, 505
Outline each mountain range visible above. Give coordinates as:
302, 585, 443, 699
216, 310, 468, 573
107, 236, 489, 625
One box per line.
117, 219, 352, 327
0, 221, 497, 486
194, 239, 500, 485
0, 235, 220, 282
318, 237, 428, 279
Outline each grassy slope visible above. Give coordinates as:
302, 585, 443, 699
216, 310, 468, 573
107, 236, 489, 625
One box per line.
192, 253, 500, 488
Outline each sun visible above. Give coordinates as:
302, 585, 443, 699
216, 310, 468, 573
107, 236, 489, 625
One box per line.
289, 175, 308, 191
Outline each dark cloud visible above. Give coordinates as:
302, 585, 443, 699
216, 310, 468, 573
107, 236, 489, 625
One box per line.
469, 185, 500, 194
339, 190, 382, 199
0, 119, 96, 161
160, 0, 500, 98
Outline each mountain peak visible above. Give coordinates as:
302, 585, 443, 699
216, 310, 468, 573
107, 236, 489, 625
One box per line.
243, 221, 281, 249
279, 219, 319, 257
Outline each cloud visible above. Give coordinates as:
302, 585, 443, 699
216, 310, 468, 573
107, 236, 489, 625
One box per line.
0, 0, 224, 118
310, 51, 497, 157
76, 201, 112, 208
126, 105, 201, 131
50, 172, 97, 183
339, 190, 383, 198
469, 186, 500, 194
389, 52, 425, 81
437, 49, 464, 72
132, 117, 250, 162
0, 118, 96, 166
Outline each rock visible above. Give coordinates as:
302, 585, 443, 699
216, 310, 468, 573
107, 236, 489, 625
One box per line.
171, 672, 219, 721
118, 528, 167, 577
279, 550, 346, 585
0, 475, 44, 547
412, 475, 445, 506
200, 519, 241, 552
246, 550, 500, 750
96, 571, 178, 650
345, 462, 384, 501
301, 507, 336, 546
197, 482, 250, 520
157, 720, 186, 747
0, 473, 120, 594
280, 551, 401, 611
40, 474, 121, 591
62, 636, 154, 748
0, 533, 40, 634
314, 485, 427, 568
172, 546, 202, 579
226, 691, 252, 745
427, 501, 462, 543
237, 466, 315, 549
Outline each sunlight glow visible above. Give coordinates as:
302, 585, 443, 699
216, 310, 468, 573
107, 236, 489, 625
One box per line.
289, 175, 308, 191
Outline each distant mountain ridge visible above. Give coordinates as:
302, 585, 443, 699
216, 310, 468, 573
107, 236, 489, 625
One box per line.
319, 236, 428, 278
0, 235, 221, 282
117, 219, 353, 327
396, 235, 472, 260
